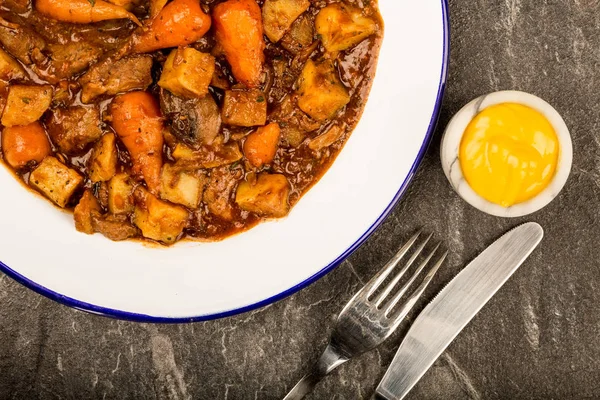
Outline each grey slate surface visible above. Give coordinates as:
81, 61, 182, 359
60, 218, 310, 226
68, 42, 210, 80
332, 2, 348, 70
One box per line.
1, 1, 599, 399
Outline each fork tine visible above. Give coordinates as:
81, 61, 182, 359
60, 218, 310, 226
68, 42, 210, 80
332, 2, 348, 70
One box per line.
386, 250, 448, 322
373, 233, 433, 307
377, 242, 439, 309
360, 231, 422, 299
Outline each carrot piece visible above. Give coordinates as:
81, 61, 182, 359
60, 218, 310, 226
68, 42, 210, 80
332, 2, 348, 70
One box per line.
132, 0, 211, 54
213, 0, 265, 88
74, 189, 100, 234
243, 122, 280, 167
35, 0, 141, 25
1, 122, 51, 169
110, 91, 164, 194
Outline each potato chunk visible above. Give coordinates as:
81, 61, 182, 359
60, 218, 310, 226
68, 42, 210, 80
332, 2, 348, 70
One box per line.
133, 188, 189, 244
158, 47, 215, 98
262, 0, 310, 43
89, 133, 117, 183
149, 0, 168, 18
160, 163, 205, 209
2, 85, 52, 127
108, 173, 134, 214
315, 3, 378, 52
235, 173, 290, 217
74, 189, 100, 234
222, 89, 267, 126
296, 60, 350, 121
0, 48, 25, 81
30, 156, 83, 208
106, 0, 137, 9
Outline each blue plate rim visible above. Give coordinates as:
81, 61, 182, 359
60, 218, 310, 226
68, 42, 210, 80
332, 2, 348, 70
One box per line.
0, 0, 450, 323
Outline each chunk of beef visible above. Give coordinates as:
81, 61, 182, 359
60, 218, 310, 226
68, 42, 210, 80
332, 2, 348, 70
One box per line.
160, 89, 221, 148
203, 166, 240, 221
280, 13, 314, 55
221, 89, 267, 127
171, 136, 243, 170
79, 55, 153, 103
0, 23, 46, 65
47, 42, 102, 80
269, 94, 321, 147
94, 181, 110, 210
268, 57, 297, 103
45, 106, 103, 154
91, 211, 139, 241
2, 0, 30, 13
308, 124, 345, 151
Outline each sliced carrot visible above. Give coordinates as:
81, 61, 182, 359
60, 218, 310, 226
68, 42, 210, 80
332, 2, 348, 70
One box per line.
213, 0, 265, 88
243, 122, 280, 167
35, 0, 141, 25
110, 91, 164, 194
73, 189, 100, 234
1, 122, 51, 169
132, 0, 211, 54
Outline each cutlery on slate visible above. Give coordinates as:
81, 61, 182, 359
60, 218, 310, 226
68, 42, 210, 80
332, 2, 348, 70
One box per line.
283, 232, 448, 400
373, 222, 544, 400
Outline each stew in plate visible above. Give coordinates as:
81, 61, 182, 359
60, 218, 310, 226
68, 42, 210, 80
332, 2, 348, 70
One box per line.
0, 0, 382, 244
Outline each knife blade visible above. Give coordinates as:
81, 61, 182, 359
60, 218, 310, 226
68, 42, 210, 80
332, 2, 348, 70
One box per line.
374, 222, 544, 400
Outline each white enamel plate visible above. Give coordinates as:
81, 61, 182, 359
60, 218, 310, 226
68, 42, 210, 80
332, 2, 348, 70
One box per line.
0, 0, 449, 321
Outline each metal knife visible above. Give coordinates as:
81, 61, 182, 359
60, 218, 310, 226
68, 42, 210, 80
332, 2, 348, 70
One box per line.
374, 222, 544, 400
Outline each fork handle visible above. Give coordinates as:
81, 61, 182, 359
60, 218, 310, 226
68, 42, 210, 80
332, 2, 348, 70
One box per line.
283, 343, 348, 400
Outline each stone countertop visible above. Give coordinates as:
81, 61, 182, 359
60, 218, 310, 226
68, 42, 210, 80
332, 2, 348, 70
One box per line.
1, 1, 599, 399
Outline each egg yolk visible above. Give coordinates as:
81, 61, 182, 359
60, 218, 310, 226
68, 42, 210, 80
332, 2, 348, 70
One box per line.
459, 103, 559, 207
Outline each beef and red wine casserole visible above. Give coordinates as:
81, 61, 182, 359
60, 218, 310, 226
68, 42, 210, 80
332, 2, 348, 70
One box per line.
0, 0, 382, 244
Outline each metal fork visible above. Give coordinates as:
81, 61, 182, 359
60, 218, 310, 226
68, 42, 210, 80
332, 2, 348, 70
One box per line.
283, 231, 448, 400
